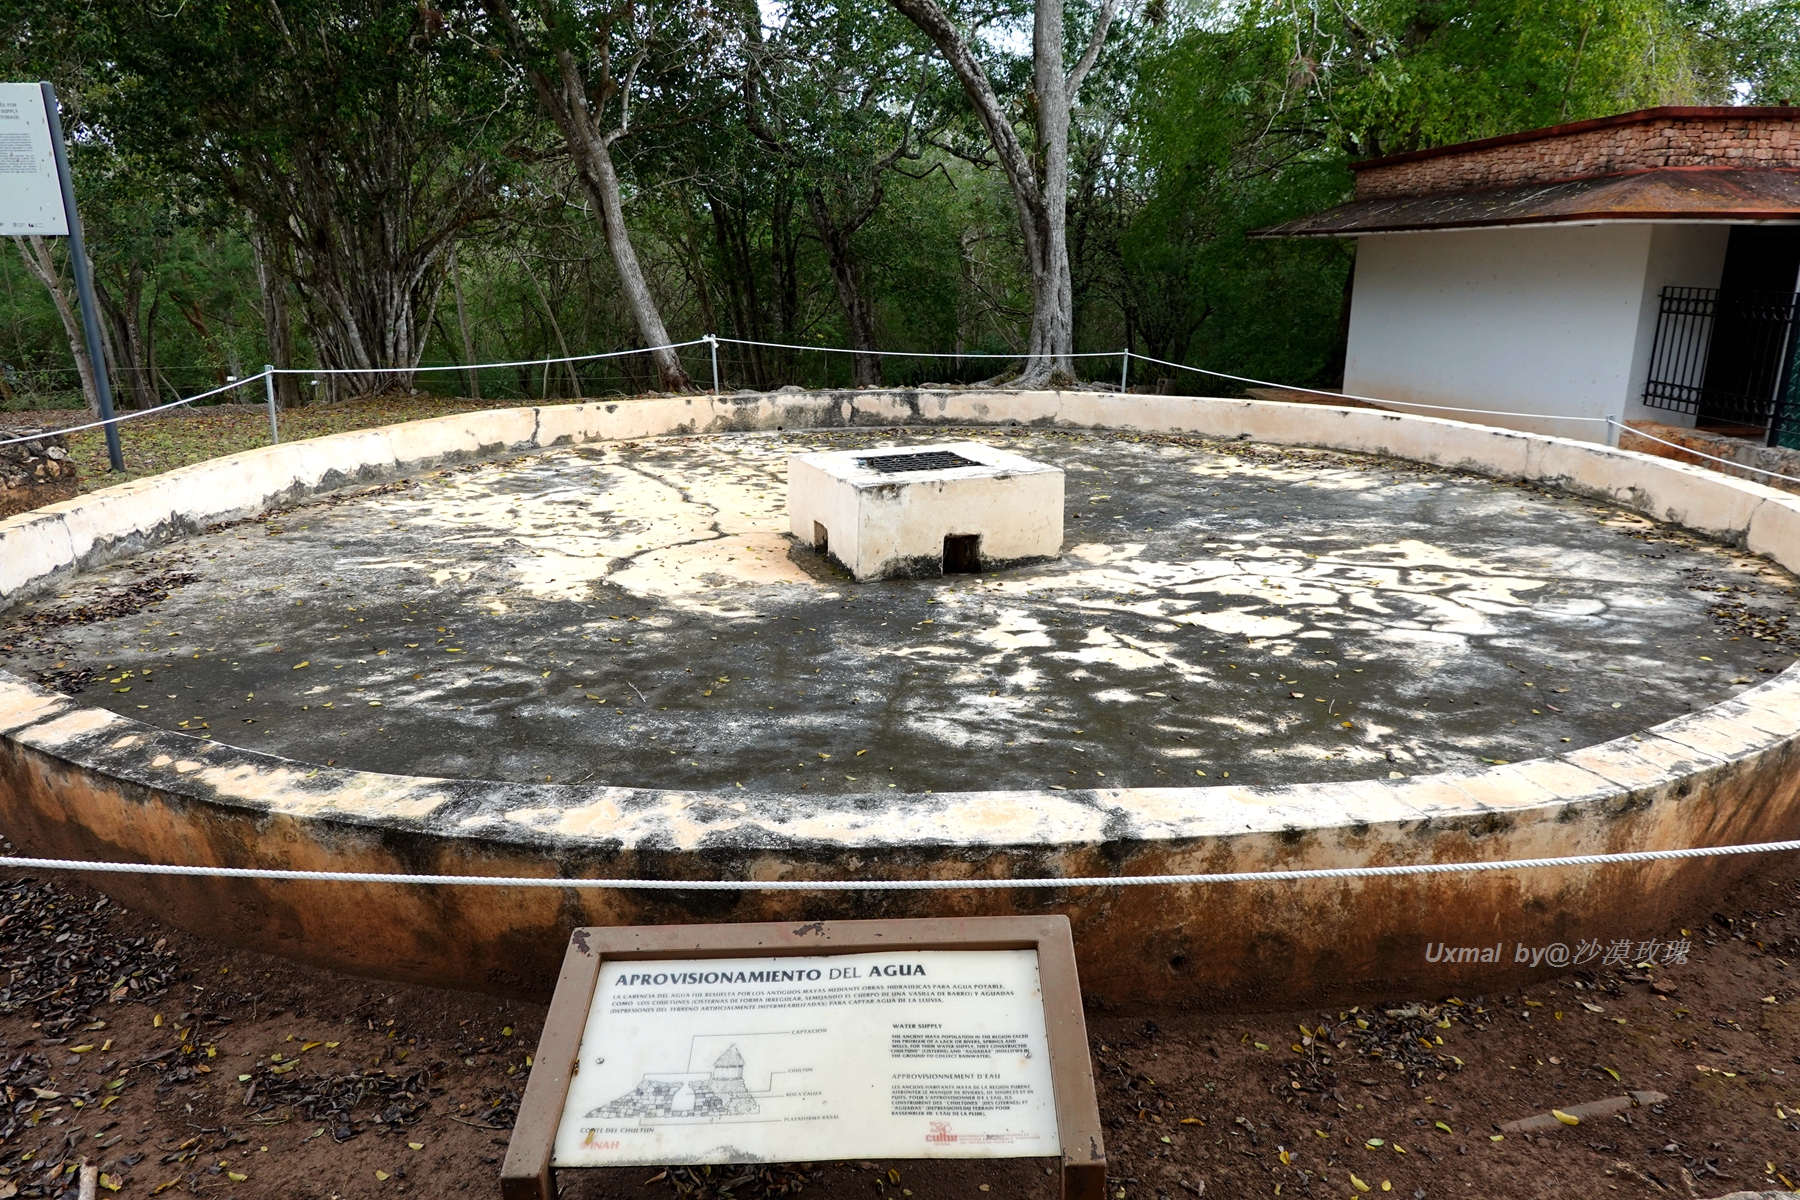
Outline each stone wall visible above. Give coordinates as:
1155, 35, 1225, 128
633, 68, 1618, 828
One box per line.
1621, 420, 1800, 497
1355, 109, 1800, 200
2, 394, 1799, 1005
0, 429, 78, 520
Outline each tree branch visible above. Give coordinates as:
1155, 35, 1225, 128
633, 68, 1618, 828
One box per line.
885, 0, 1041, 212
1065, 0, 1118, 100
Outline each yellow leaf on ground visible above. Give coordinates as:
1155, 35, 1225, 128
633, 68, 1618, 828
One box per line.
1552, 1110, 1580, 1125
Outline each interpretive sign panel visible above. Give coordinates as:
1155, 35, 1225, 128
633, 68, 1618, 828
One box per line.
0, 84, 69, 235
503, 917, 1104, 1200
552, 949, 1058, 1166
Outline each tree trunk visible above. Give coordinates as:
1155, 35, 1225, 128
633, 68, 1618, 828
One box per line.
246, 111, 455, 402
293, 259, 441, 403
93, 266, 158, 410
249, 227, 303, 408
806, 189, 880, 387
1024, 0, 1075, 385
709, 192, 764, 386
886, 0, 1113, 388
144, 292, 162, 404
450, 245, 481, 400
16, 236, 101, 415
523, 259, 583, 397
481, 0, 693, 392
770, 186, 800, 384
574, 99, 692, 392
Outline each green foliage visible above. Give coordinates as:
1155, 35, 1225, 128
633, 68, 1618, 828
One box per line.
0, 0, 1791, 412
1322, 0, 1720, 155
1679, 0, 1800, 104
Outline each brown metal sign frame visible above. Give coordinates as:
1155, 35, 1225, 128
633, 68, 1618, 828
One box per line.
501, 915, 1105, 1200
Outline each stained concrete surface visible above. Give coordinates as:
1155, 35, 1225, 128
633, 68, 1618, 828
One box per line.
4, 427, 1795, 794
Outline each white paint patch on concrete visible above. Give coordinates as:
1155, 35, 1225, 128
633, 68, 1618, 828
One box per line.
330, 444, 823, 618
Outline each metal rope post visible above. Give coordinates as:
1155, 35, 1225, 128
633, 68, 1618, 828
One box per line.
263, 366, 279, 444
40, 83, 123, 473
707, 334, 720, 395
1120, 349, 1130, 394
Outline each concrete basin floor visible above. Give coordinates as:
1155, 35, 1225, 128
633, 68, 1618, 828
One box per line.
5, 427, 1795, 793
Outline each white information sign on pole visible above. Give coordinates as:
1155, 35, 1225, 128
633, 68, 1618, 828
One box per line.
551, 949, 1059, 1167
0, 83, 69, 235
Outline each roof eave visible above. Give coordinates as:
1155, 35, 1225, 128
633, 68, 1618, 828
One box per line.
1254, 212, 1800, 238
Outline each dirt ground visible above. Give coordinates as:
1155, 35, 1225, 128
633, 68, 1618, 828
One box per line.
2, 861, 1799, 1200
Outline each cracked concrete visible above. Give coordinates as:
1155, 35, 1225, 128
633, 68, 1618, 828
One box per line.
6, 427, 1794, 795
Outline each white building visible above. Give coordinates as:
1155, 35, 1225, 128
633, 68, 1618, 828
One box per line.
1256, 107, 1800, 448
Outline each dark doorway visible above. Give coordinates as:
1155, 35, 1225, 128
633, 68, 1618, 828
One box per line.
943, 534, 980, 574
1697, 226, 1800, 433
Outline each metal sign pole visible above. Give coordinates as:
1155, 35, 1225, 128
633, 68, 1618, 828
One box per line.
39, 82, 123, 473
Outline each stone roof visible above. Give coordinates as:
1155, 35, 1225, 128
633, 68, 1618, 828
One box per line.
1255, 106, 1800, 237
1254, 166, 1800, 237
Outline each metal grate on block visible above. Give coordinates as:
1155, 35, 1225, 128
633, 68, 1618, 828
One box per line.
856, 450, 980, 474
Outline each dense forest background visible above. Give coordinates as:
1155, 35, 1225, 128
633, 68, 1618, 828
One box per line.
1, 0, 1796, 410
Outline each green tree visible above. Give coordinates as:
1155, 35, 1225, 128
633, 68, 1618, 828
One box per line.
92, 0, 524, 399
745, 0, 945, 385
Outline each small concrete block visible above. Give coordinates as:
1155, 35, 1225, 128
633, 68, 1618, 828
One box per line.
1564, 735, 1724, 794
787, 441, 1063, 581
1715, 694, 1800, 739
1441, 764, 1568, 813
1501, 757, 1617, 805
1731, 674, 1800, 729
1648, 713, 1780, 763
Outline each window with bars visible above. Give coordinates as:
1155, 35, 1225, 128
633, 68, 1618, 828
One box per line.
1641, 286, 1800, 449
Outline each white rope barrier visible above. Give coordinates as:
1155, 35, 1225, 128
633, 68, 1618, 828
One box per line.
0, 372, 268, 449
6, 838, 1800, 890
266, 339, 711, 377
23, 337, 1796, 497
1126, 349, 1613, 425
713, 335, 1126, 360
1605, 417, 1800, 487
0, 340, 712, 449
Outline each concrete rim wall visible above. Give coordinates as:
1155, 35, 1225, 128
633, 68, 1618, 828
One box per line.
2, 390, 1797, 1007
